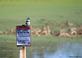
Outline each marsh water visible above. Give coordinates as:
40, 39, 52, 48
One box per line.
26, 42, 82, 58
0, 42, 82, 58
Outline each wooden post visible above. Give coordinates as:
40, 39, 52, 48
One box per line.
20, 47, 26, 58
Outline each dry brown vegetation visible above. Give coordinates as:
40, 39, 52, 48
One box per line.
31, 25, 51, 36
0, 21, 82, 38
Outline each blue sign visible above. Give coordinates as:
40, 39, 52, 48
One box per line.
16, 26, 31, 47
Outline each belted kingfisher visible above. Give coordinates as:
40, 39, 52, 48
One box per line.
26, 17, 30, 26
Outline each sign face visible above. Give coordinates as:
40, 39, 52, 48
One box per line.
16, 26, 31, 47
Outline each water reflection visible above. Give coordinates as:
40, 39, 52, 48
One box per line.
46, 43, 82, 58
30, 47, 45, 58
1, 41, 82, 58
30, 43, 82, 58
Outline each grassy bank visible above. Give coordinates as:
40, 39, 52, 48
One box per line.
0, 0, 82, 31
0, 35, 82, 47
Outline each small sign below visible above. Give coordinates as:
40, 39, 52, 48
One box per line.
16, 26, 31, 47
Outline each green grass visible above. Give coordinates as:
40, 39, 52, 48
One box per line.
0, 35, 82, 47
0, 0, 82, 31
0, 35, 18, 58
0, 6, 82, 31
